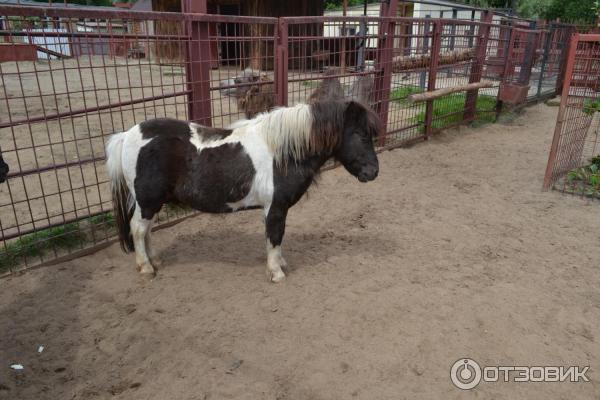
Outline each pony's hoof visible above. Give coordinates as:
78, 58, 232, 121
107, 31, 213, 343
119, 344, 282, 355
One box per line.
137, 263, 156, 278
268, 269, 286, 283
152, 257, 163, 269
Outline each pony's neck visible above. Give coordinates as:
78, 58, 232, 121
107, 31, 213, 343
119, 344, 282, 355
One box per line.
255, 102, 345, 167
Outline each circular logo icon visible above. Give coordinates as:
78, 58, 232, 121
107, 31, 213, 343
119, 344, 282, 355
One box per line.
450, 358, 482, 390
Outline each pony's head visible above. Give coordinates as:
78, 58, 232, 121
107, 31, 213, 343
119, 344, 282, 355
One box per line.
337, 101, 380, 182
252, 100, 380, 181
311, 100, 381, 182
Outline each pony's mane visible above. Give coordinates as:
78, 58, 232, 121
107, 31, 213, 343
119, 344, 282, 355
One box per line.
228, 100, 380, 167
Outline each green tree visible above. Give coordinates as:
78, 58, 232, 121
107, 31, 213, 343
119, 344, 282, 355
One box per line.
517, 0, 552, 18
543, 0, 597, 23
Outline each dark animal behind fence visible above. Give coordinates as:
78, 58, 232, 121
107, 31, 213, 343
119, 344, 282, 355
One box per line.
346, 74, 375, 106
105, 100, 381, 282
0, 153, 8, 183
220, 68, 275, 119
308, 69, 345, 103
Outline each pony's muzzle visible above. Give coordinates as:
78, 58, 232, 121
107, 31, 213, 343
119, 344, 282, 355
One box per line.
358, 164, 378, 182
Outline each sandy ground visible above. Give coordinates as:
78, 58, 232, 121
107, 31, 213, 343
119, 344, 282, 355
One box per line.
2, 101, 600, 400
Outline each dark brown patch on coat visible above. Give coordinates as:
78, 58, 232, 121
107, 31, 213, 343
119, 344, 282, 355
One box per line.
139, 118, 192, 139
194, 125, 233, 142
134, 133, 255, 218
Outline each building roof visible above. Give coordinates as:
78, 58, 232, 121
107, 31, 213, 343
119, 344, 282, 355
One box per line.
0, 0, 119, 11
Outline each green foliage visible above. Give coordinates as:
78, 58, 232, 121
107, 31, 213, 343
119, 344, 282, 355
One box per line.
414, 94, 497, 131
31, 0, 113, 6
390, 86, 425, 105
543, 0, 598, 24
88, 212, 115, 228
301, 80, 321, 89
324, 0, 377, 11
517, 0, 553, 18
566, 156, 600, 194
0, 223, 85, 273
583, 98, 600, 115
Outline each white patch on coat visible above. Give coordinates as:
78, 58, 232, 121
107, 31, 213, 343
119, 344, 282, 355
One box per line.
119, 124, 153, 202
227, 104, 313, 167
266, 242, 285, 282
186, 122, 275, 211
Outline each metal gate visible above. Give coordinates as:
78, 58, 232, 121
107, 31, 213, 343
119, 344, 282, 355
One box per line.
0, 4, 574, 274
543, 33, 600, 197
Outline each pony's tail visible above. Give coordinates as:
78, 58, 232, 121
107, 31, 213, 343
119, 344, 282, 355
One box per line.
106, 131, 135, 253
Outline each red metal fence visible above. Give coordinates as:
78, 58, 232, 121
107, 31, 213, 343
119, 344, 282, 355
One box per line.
543, 33, 600, 197
0, 4, 574, 274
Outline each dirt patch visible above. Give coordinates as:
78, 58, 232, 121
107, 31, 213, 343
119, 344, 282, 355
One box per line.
1, 103, 600, 399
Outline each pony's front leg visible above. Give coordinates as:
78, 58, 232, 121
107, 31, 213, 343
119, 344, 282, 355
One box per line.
265, 205, 289, 283
130, 206, 155, 277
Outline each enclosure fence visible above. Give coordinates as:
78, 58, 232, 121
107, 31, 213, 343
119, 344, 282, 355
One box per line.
543, 33, 600, 198
0, 4, 574, 273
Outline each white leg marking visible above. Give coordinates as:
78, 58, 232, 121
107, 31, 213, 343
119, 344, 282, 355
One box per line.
145, 219, 162, 268
266, 241, 286, 283
130, 206, 154, 275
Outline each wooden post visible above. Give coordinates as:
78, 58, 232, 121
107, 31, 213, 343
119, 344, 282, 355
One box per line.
424, 20, 442, 138
373, 0, 398, 146
464, 10, 493, 123
408, 81, 495, 103
184, 0, 212, 126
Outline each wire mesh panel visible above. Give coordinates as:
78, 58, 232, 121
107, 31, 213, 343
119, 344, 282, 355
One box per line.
282, 17, 379, 107
500, 27, 539, 92
0, 6, 189, 273
194, 14, 277, 128
543, 34, 600, 197
382, 18, 432, 146
431, 19, 496, 131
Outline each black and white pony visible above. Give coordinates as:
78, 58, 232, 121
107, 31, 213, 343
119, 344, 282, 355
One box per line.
105, 100, 380, 282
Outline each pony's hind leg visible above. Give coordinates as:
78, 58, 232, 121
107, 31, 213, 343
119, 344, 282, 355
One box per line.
145, 222, 163, 268
130, 205, 155, 276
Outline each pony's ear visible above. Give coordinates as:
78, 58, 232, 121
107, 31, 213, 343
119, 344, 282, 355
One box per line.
344, 100, 364, 115
366, 107, 383, 138
345, 100, 383, 138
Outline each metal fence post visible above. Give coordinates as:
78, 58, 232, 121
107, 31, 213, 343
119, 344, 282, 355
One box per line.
518, 21, 537, 86
555, 25, 575, 96
419, 15, 431, 89
536, 24, 553, 98
543, 33, 579, 190
184, 0, 212, 126
464, 10, 493, 122
424, 20, 442, 138
373, 0, 398, 146
275, 18, 289, 107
